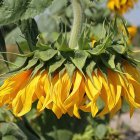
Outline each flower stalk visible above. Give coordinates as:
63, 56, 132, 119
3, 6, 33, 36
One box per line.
69, 0, 83, 49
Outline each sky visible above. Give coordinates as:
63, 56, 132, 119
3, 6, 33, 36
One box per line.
124, 0, 140, 26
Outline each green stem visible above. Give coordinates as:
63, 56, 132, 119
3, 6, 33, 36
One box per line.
69, 0, 83, 49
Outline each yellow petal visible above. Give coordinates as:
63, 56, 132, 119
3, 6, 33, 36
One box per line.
12, 74, 40, 117
73, 104, 81, 118
52, 104, 63, 119
0, 70, 31, 107
64, 71, 83, 107
110, 99, 122, 118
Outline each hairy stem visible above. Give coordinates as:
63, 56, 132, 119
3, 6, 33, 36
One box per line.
69, 0, 83, 49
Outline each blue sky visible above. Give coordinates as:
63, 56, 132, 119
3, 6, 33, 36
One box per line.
124, 0, 140, 26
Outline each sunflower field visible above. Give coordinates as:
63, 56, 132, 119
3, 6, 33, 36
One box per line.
0, 0, 140, 140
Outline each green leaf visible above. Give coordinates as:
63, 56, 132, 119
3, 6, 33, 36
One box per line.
48, 56, 66, 75
0, 0, 52, 26
18, 18, 39, 51
0, 107, 14, 122
72, 125, 94, 140
47, 129, 73, 140
0, 29, 8, 68
95, 124, 107, 139
2, 135, 17, 140
17, 117, 40, 140
37, 49, 58, 61
49, 0, 67, 15
6, 57, 31, 74
16, 42, 24, 54
70, 50, 88, 75
65, 63, 76, 80
0, 122, 27, 140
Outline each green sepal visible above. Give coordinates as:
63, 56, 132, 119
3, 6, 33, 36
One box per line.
115, 60, 124, 73
56, 34, 72, 52
35, 49, 58, 61
36, 34, 52, 50
57, 45, 73, 52
78, 28, 91, 50
121, 17, 129, 37
22, 57, 38, 71
36, 42, 51, 50
97, 60, 108, 81
121, 33, 128, 54
101, 53, 116, 70
112, 44, 126, 54
30, 61, 44, 79
86, 60, 96, 83
88, 35, 111, 55
65, 63, 76, 81
57, 33, 64, 45
70, 50, 88, 76
59, 67, 66, 79
100, 53, 124, 74
92, 24, 107, 40
85, 60, 102, 90
48, 55, 66, 75
125, 55, 140, 66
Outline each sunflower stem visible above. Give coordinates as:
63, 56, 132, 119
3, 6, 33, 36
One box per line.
69, 0, 83, 49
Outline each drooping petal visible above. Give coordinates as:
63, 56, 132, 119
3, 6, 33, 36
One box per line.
110, 99, 122, 118
64, 71, 85, 117
12, 74, 40, 117
0, 70, 32, 107
97, 70, 115, 117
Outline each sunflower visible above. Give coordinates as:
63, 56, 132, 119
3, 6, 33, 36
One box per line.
0, 0, 140, 119
120, 25, 138, 44
128, 26, 137, 40
0, 61, 140, 119
107, 0, 138, 14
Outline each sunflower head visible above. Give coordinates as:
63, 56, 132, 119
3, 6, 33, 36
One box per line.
1, 61, 140, 118
127, 26, 137, 39
0, 17, 140, 119
107, 0, 138, 14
